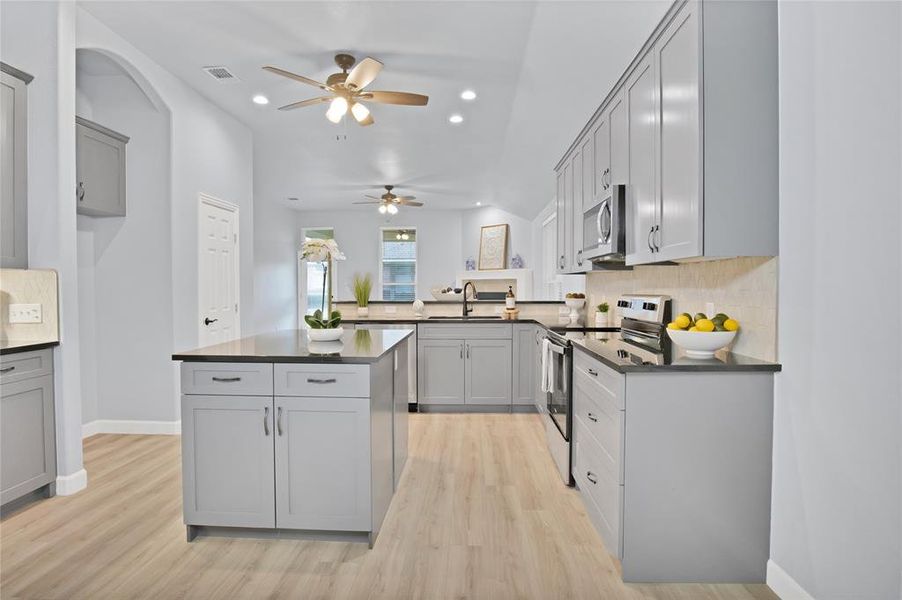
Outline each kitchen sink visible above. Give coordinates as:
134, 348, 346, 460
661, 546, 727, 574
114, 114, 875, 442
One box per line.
427, 315, 503, 320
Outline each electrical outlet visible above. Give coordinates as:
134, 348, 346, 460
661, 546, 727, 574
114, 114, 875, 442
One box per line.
385, 306, 397, 314
9, 303, 42, 324
494, 305, 503, 314
705, 302, 716, 317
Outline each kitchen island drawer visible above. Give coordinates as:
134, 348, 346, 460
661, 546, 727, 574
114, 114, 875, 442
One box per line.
0, 349, 53, 384
181, 363, 273, 396
574, 349, 624, 410
275, 363, 369, 398
573, 373, 623, 483
417, 323, 512, 340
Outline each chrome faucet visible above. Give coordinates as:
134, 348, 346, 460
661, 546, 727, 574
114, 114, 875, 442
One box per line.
462, 281, 476, 317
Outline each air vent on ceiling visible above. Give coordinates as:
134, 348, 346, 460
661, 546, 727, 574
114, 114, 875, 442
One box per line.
203, 66, 239, 81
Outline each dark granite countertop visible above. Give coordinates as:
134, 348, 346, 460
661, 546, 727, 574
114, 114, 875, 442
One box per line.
0, 340, 60, 355
172, 328, 414, 364
569, 331, 781, 373
342, 315, 616, 333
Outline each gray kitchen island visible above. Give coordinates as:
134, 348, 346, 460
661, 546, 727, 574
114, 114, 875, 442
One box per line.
172, 327, 413, 546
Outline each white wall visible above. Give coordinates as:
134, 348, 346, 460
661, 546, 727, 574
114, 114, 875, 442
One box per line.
773, 3, 902, 599
75, 9, 255, 428
254, 195, 299, 333
76, 57, 174, 425
295, 209, 462, 303
1, 1, 85, 491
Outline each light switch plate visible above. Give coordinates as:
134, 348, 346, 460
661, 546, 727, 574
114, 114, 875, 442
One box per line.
385, 306, 397, 314
9, 303, 42, 324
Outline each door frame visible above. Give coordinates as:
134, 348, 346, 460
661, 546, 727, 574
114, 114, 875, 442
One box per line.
197, 193, 240, 344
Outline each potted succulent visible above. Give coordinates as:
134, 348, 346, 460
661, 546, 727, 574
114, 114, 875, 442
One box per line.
301, 238, 345, 341
595, 302, 610, 327
353, 273, 373, 317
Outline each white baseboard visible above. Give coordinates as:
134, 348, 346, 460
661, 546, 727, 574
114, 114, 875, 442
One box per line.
82, 420, 181, 438
55, 468, 87, 496
767, 559, 816, 600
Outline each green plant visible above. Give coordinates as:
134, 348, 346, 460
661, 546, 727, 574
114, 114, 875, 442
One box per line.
304, 309, 342, 329
353, 273, 373, 307
596, 302, 610, 313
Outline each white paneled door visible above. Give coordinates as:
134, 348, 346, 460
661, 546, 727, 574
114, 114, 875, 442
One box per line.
198, 195, 240, 347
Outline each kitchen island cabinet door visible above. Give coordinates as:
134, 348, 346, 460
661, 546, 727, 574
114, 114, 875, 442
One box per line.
417, 338, 465, 405
465, 339, 512, 405
1, 375, 55, 505
181, 395, 275, 528
274, 396, 371, 532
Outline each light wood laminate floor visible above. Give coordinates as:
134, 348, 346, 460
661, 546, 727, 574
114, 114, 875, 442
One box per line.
1, 414, 777, 600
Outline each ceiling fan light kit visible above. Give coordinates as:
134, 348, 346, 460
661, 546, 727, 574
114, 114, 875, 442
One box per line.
354, 185, 423, 214
264, 53, 429, 127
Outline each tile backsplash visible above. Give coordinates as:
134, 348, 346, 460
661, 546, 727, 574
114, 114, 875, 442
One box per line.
586, 257, 777, 361
0, 269, 60, 343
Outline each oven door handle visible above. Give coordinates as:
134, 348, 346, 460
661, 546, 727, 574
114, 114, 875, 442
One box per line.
547, 342, 567, 355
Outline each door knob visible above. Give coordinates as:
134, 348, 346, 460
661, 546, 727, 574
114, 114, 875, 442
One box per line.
204, 317, 218, 326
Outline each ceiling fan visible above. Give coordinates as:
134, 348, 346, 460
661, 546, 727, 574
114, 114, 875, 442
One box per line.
353, 185, 423, 214
263, 54, 429, 127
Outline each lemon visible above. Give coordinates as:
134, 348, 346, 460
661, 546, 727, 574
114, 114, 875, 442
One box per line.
674, 315, 691, 329
667, 322, 682, 330
695, 319, 715, 332
688, 326, 699, 332
724, 319, 740, 331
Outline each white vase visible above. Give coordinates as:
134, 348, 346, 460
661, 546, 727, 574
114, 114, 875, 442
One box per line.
412, 299, 425, 316
595, 313, 609, 327
307, 327, 344, 342
357, 306, 369, 317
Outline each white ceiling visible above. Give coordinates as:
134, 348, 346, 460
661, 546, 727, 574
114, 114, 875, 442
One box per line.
80, 1, 670, 218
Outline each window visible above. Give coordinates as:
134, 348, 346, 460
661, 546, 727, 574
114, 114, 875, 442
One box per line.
300, 227, 336, 316
380, 228, 416, 301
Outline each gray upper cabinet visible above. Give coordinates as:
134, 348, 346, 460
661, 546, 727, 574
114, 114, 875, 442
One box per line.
418, 338, 466, 405
512, 324, 538, 405
555, 0, 778, 266
555, 163, 571, 274
465, 338, 512, 405
1, 64, 31, 269
274, 396, 371, 531
181, 394, 276, 528
76, 117, 128, 217
592, 112, 609, 204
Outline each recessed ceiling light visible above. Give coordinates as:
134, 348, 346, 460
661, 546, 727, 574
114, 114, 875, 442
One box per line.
476, 201, 482, 206
449, 114, 464, 124
252, 94, 269, 105
460, 89, 477, 101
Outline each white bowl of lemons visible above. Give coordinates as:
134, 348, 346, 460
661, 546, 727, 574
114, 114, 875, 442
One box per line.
666, 312, 740, 358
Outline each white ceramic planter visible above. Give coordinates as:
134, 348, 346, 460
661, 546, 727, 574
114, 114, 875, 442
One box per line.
595, 313, 609, 327
357, 306, 369, 317
307, 327, 344, 342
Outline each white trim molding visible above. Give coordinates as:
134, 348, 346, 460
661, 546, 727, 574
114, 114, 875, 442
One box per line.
767, 560, 816, 600
82, 420, 181, 438
55, 469, 87, 496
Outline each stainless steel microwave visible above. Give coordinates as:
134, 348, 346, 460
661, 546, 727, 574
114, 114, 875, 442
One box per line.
582, 184, 626, 263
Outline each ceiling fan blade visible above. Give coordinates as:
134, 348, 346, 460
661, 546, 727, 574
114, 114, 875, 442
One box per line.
353, 201, 382, 205
277, 96, 332, 111
363, 91, 429, 106
398, 200, 424, 207
395, 195, 417, 202
346, 57, 383, 90
262, 66, 331, 91
364, 195, 383, 200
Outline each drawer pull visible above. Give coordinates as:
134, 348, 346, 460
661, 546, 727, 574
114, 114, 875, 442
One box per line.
586, 471, 598, 485
0, 366, 15, 374
587, 412, 598, 422
306, 378, 337, 384
211, 376, 241, 383
587, 368, 598, 377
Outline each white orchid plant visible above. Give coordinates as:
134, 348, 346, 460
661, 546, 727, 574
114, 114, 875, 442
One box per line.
301, 239, 346, 329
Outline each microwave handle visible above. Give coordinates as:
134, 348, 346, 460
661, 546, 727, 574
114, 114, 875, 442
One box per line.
597, 197, 612, 244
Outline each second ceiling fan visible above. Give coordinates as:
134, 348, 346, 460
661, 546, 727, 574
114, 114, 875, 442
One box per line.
263, 53, 429, 127
354, 185, 423, 214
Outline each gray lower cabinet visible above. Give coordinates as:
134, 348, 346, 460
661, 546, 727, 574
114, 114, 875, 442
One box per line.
181, 394, 275, 528
1, 64, 31, 268
417, 338, 466, 405
1, 348, 56, 506
76, 116, 128, 217
465, 339, 512, 405
274, 396, 370, 531
512, 324, 538, 406
392, 341, 408, 489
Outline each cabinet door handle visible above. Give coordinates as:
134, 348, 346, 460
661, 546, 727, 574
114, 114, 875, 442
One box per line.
559, 255, 565, 270
587, 412, 598, 422
211, 376, 241, 383
587, 368, 598, 377
460, 344, 464, 359
576, 250, 583, 266
586, 471, 598, 485
77, 182, 85, 202
647, 226, 655, 252
277, 407, 283, 436
264, 406, 270, 436
466, 344, 470, 359
306, 378, 336, 384
654, 224, 661, 252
